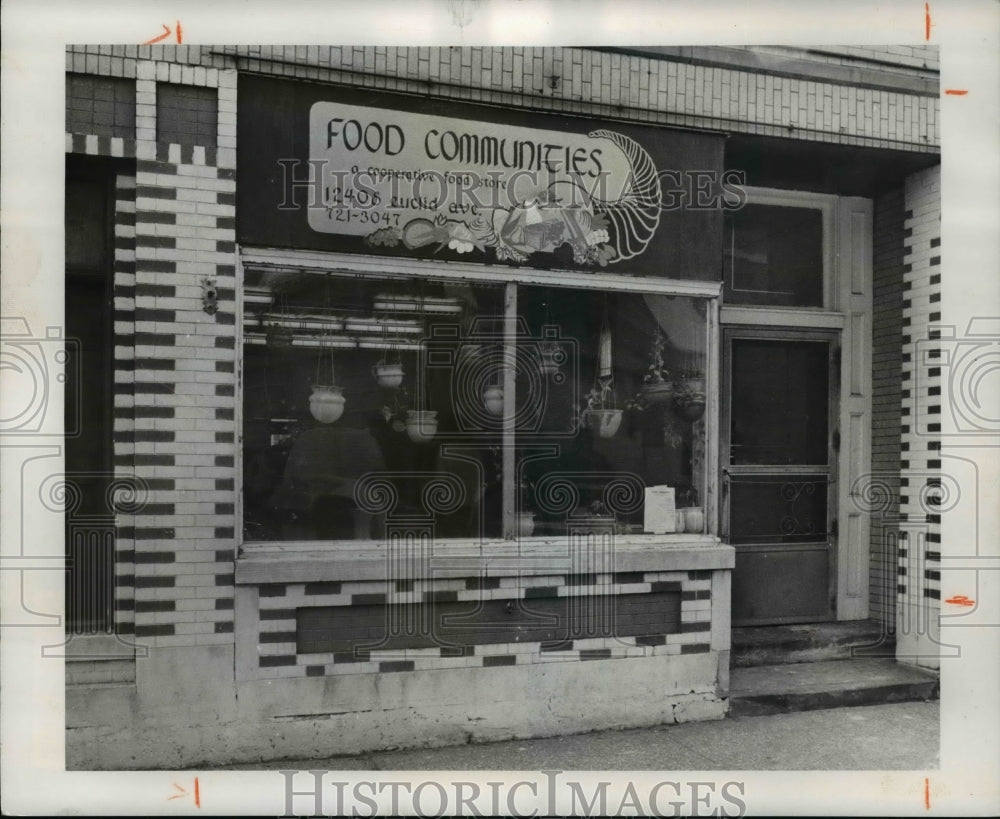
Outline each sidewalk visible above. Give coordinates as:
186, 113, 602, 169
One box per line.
217, 700, 938, 771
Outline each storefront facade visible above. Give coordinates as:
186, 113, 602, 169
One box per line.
62, 44, 941, 768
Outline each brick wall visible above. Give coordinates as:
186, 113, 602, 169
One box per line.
898, 165, 941, 659
65, 44, 938, 654
111, 170, 139, 639
67, 45, 938, 153
869, 185, 906, 628
66, 55, 239, 651
754, 45, 939, 73
245, 569, 715, 681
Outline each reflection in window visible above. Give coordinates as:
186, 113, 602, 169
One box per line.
241, 271, 709, 542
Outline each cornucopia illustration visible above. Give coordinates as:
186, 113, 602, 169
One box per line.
365, 130, 661, 267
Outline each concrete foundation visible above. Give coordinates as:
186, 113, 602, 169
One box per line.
68, 649, 728, 769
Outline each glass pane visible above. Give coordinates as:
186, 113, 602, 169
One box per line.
515, 287, 709, 537
730, 339, 829, 465
724, 203, 823, 307
728, 473, 829, 545
242, 269, 503, 541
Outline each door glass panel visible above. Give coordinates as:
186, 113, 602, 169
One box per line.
730, 339, 829, 465
728, 473, 828, 544
724, 204, 823, 307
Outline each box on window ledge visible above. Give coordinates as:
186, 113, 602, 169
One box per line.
643, 485, 677, 534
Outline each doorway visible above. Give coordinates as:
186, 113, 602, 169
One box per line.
722, 328, 840, 625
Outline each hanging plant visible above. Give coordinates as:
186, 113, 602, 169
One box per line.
374, 335, 405, 390
309, 336, 345, 424
405, 409, 438, 443
373, 360, 405, 389
576, 306, 622, 438
674, 367, 706, 422
632, 326, 674, 409
309, 384, 345, 424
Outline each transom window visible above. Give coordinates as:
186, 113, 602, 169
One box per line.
724, 203, 824, 307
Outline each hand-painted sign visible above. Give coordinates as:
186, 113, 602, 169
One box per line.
308, 102, 661, 268
238, 76, 724, 280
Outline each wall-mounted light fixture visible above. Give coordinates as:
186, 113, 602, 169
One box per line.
201, 277, 219, 315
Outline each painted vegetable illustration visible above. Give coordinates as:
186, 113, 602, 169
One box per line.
376, 129, 662, 267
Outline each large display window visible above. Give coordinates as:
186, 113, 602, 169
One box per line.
241, 263, 713, 543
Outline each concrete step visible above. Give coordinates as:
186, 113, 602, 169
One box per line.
731, 619, 894, 667
729, 658, 938, 716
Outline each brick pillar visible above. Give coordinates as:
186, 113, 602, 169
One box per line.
127, 61, 238, 712
897, 164, 941, 669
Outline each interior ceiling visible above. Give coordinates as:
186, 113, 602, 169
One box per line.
725, 134, 940, 198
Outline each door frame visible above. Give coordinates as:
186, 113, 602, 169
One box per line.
721, 326, 841, 625
718, 187, 874, 622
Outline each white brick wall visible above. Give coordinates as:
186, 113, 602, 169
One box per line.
898, 165, 941, 665
67, 44, 939, 152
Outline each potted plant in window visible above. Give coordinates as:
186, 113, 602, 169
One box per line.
636, 327, 674, 407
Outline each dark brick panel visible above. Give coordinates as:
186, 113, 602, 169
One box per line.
296, 590, 682, 654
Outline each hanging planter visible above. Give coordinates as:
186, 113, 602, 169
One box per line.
309, 384, 346, 424
482, 384, 504, 416
584, 408, 623, 438
405, 409, 438, 443
373, 360, 405, 389
681, 375, 706, 395
309, 338, 345, 424
636, 327, 674, 407
674, 395, 706, 422
575, 302, 621, 438
673, 371, 706, 422
639, 380, 675, 406
373, 323, 405, 388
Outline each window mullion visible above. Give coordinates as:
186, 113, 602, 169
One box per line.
501, 282, 518, 539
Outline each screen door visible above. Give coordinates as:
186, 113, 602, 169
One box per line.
722, 329, 839, 625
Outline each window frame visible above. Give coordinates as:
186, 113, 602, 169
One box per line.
721, 185, 838, 320
237, 245, 722, 550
